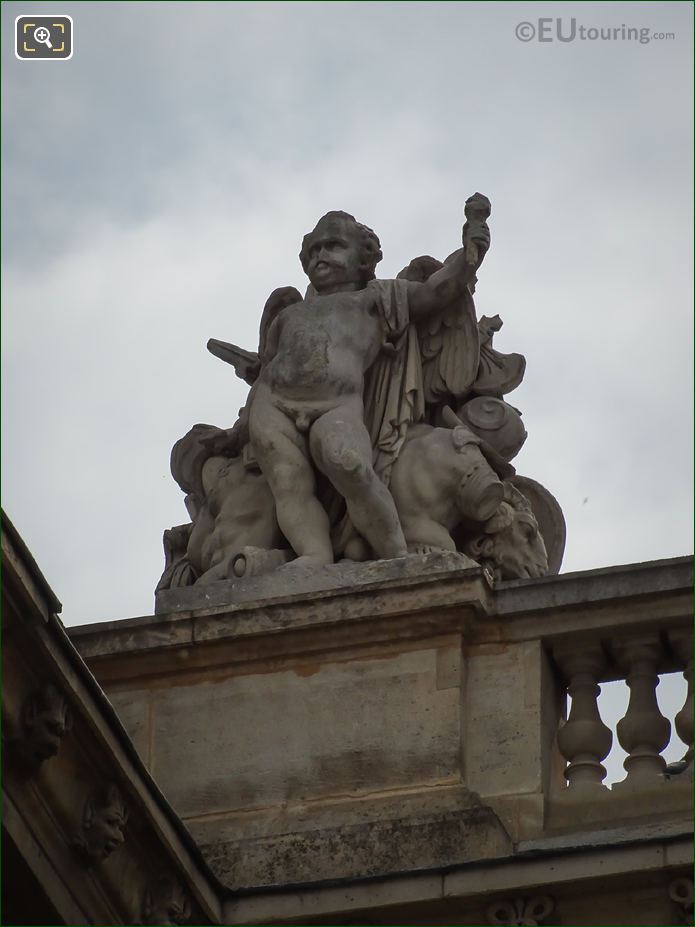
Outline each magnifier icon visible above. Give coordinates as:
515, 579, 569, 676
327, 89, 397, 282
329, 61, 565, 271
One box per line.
33, 26, 53, 49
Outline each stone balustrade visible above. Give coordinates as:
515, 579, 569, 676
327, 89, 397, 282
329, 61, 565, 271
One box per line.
551, 630, 692, 794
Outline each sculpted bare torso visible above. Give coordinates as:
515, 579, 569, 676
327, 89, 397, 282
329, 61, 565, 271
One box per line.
245, 206, 489, 568
263, 288, 383, 405
248, 277, 407, 567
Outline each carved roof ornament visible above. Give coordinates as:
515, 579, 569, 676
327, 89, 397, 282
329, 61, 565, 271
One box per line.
72, 783, 129, 863
4, 681, 72, 775
157, 196, 565, 596
669, 877, 694, 926
141, 876, 192, 926
486, 895, 555, 926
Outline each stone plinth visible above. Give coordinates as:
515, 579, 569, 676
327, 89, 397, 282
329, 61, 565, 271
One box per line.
70, 555, 693, 920
155, 550, 479, 614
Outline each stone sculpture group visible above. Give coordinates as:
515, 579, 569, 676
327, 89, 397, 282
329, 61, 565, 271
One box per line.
157, 195, 565, 593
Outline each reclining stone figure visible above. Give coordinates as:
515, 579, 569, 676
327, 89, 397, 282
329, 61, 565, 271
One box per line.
156, 424, 285, 590
157, 404, 557, 588
386, 393, 530, 557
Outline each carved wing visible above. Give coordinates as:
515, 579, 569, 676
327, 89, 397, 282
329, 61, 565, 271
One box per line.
397, 255, 480, 405
206, 286, 302, 386
206, 339, 260, 385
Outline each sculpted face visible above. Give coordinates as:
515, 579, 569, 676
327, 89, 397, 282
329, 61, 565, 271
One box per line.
303, 217, 364, 293
91, 807, 127, 858
81, 787, 128, 861
23, 683, 70, 764
30, 706, 67, 761
87, 808, 126, 859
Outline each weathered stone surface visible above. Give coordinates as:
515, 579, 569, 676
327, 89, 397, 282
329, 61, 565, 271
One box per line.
201, 801, 511, 888
107, 688, 152, 766
222, 834, 693, 926
148, 642, 462, 816
71, 555, 693, 904
155, 549, 478, 614
494, 556, 694, 618
464, 640, 561, 800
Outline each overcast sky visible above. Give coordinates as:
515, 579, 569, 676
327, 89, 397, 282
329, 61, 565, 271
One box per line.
2, 2, 692, 773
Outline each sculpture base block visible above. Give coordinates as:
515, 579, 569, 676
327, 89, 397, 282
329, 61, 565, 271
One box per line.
155, 550, 479, 614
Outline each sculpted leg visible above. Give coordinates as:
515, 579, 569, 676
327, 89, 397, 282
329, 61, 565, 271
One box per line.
249, 395, 333, 567
310, 405, 408, 560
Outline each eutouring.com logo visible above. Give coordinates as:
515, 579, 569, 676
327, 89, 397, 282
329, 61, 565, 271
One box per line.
515, 18, 676, 45
15, 15, 73, 59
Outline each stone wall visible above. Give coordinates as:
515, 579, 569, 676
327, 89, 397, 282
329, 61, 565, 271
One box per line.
70, 555, 694, 924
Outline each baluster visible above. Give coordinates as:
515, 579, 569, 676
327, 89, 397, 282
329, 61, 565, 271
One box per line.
670, 630, 694, 771
553, 643, 612, 791
614, 635, 671, 786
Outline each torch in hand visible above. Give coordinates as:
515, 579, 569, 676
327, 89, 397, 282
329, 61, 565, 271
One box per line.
462, 192, 492, 268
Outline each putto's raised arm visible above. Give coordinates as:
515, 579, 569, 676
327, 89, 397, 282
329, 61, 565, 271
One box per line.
409, 193, 491, 321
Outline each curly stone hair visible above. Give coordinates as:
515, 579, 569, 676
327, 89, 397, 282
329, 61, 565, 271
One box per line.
299, 211, 383, 283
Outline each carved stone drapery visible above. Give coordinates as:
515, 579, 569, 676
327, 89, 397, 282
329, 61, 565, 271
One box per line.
486, 895, 555, 926
554, 644, 612, 790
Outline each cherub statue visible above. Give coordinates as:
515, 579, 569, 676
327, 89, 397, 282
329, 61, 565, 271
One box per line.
208, 196, 492, 568
157, 194, 566, 591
